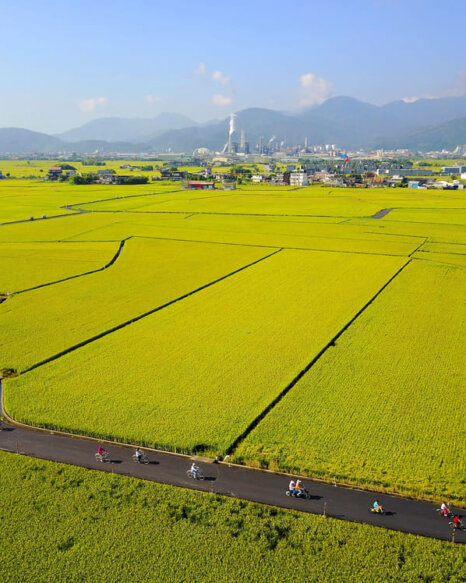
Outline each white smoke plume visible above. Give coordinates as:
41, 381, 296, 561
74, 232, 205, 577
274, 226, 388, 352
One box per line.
229, 113, 236, 136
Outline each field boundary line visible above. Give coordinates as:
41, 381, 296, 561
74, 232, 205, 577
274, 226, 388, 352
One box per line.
408, 237, 428, 256
62, 188, 184, 211
18, 247, 283, 375
411, 255, 466, 269
364, 231, 428, 240
115, 234, 410, 258
9, 239, 127, 296
415, 249, 466, 257
71, 208, 364, 219
224, 258, 413, 456
0, 210, 88, 226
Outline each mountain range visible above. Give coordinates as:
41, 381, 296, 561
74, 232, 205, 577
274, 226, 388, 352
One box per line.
0, 96, 465, 154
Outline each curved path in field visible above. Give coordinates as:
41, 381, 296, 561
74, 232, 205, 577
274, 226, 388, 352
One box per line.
0, 385, 463, 544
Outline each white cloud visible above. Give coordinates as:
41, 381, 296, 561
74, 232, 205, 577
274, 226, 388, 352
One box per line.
146, 95, 162, 104
402, 70, 466, 103
212, 94, 233, 106
194, 62, 207, 76
78, 96, 107, 112
195, 64, 234, 105
298, 73, 333, 107
212, 70, 231, 87
401, 96, 421, 103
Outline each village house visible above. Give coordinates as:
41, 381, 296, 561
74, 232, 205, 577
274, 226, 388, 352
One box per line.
186, 181, 215, 190
47, 167, 63, 180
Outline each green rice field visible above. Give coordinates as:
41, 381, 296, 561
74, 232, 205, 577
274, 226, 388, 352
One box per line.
1, 451, 464, 583
1, 177, 465, 503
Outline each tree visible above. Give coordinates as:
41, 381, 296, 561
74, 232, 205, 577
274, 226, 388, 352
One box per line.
70, 173, 98, 185
119, 176, 149, 185
56, 163, 76, 170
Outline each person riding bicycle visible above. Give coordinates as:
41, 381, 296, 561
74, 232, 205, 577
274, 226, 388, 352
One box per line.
191, 462, 201, 478
453, 515, 464, 529
441, 502, 451, 517
97, 445, 106, 457
373, 501, 383, 512
293, 480, 304, 497
135, 448, 143, 462
288, 480, 296, 494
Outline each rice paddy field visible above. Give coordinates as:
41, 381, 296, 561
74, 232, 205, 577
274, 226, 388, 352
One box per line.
235, 260, 465, 501
1, 176, 465, 505
5, 249, 405, 451
0, 241, 117, 292
2, 451, 464, 583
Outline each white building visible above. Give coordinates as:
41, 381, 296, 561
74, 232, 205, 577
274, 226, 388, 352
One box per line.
289, 170, 309, 186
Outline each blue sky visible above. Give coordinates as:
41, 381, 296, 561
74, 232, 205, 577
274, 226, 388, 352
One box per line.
1, 0, 465, 133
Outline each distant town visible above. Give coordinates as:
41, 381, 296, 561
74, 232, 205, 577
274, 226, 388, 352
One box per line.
1, 155, 465, 192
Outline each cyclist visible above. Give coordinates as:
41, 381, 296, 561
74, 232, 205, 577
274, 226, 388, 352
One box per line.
135, 448, 143, 463
288, 480, 296, 494
372, 501, 383, 513
293, 480, 304, 497
97, 445, 107, 458
440, 502, 451, 517
191, 462, 201, 478
452, 515, 464, 529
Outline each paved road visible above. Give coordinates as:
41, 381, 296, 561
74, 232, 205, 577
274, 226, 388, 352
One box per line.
0, 414, 463, 543
371, 208, 394, 219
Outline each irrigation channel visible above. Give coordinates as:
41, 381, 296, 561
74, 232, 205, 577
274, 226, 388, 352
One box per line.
0, 384, 463, 544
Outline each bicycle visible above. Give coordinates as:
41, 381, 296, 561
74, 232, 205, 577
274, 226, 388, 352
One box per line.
132, 452, 150, 464
95, 451, 111, 463
436, 507, 453, 519
186, 469, 204, 480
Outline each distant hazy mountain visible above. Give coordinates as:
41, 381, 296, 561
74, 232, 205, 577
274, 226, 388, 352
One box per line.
0, 128, 64, 153
374, 117, 466, 151
0, 129, 152, 154
57, 113, 195, 143
0, 96, 465, 154
61, 139, 152, 154
150, 108, 310, 152
150, 96, 466, 151
284, 97, 396, 148
382, 96, 466, 129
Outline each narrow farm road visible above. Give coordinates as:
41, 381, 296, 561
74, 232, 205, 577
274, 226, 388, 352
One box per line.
371, 208, 394, 219
0, 387, 463, 544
